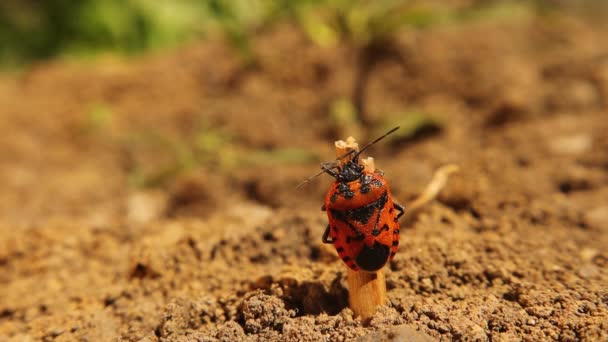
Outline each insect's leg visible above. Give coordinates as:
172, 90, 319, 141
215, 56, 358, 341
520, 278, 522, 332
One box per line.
320, 161, 335, 169
322, 167, 339, 178
321, 204, 326, 211
319, 161, 341, 178
394, 202, 405, 220
322, 224, 334, 244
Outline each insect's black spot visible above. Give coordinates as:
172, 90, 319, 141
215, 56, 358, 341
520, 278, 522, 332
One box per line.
359, 174, 373, 194
356, 242, 390, 272
331, 210, 345, 220
342, 256, 351, 262
346, 236, 351, 244
337, 247, 344, 253
331, 192, 387, 227
360, 184, 371, 194
331, 209, 365, 237
338, 182, 355, 199
392, 241, 399, 246
343, 189, 355, 199
382, 224, 389, 232
346, 202, 376, 224
393, 229, 399, 234
330, 192, 338, 203
368, 192, 389, 239
376, 192, 388, 210
389, 207, 394, 214
372, 179, 384, 188
372, 229, 380, 236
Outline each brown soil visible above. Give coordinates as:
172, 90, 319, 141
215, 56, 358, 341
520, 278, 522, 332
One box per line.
1, 14, 608, 342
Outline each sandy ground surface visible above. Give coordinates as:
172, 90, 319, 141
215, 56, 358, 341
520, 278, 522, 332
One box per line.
1, 13, 608, 341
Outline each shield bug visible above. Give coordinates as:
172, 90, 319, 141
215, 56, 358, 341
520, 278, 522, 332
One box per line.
299, 127, 404, 272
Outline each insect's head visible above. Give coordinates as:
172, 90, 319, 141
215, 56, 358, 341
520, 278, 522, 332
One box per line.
335, 157, 365, 182
296, 126, 399, 188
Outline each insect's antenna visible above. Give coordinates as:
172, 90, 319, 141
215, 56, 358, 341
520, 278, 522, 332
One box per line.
336, 148, 357, 161
353, 126, 400, 160
295, 163, 339, 189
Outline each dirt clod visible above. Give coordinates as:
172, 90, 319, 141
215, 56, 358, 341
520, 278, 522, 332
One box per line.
356, 325, 434, 342
241, 293, 295, 334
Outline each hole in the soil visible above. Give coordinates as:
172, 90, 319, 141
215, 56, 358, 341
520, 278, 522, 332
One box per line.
438, 196, 472, 213
386, 278, 397, 290
249, 254, 269, 263
252, 277, 348, 316
262, 231, 277, 242
516, 157, 530, 167
309, 246, 322, 261
129, 263, 160, 279
558, 182, 573, 194
557, 179, 592, 194
242, 179, 281, 208
484, 103, 524, 127
0, 309, 14, 319
469, 207, 482, 220
166, 177, 213, 217
464, 95, 487, 108
103, 297, 117, 307
502, 290, 521, 302
299, 279, 348, 316
388, 124, 443, 150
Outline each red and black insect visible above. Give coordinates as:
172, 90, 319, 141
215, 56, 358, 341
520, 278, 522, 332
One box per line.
300, 127, 404, 272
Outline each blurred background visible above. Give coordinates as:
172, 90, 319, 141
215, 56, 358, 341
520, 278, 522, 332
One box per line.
1, 0, 606, 224
1, 1, 608, 340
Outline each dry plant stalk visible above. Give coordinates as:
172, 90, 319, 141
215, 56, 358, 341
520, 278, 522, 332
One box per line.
334, 136, 458, 321
404, 164, 460, 222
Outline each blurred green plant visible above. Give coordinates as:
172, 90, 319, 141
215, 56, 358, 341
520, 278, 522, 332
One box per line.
125, 125, 318, 188
0, 0, 273, 66
328, 97, 362, 138
0, 0, 541, 67
0, 0, 544, 68
374, 111, 443, 143
0, 1, 209, 65
84, 103, 113, 133
290, 1, 447, 48
125, 131, 198, 188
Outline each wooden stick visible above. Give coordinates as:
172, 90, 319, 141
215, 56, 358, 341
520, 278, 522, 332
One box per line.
335, 138, 386, 321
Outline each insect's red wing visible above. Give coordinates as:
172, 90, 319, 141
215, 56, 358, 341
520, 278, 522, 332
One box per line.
379, 193, 400, 261
326, 212, 364, 271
